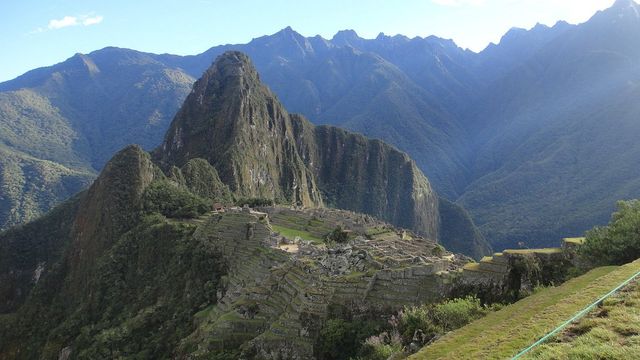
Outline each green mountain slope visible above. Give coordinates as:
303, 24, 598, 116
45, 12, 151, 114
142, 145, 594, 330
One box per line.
0, 146, 92, 229
411, 258, 640, 359
0, 49, 194, 230
460, 0, 640, 249
437, 198, 490, 261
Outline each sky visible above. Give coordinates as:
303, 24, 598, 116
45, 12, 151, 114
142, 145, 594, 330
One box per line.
0, 0, 616, 82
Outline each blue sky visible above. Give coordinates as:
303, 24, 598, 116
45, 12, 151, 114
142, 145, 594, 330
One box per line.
0, 0, 615, 82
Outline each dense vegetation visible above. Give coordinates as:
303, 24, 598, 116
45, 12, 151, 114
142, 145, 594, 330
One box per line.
0, 146, 93, 230
0, 215, 226, 359
0, 195, 81, 312
142, 180, 210, 218
580, 200, 640, 266
316, 296, 496, 359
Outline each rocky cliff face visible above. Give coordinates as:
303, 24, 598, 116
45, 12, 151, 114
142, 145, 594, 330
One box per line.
297, 121, 439, 240
156, 52, 323, 207
156, 51, 440, 239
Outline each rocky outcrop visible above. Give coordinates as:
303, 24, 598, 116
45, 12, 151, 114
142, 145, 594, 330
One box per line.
156, 51, 440, 239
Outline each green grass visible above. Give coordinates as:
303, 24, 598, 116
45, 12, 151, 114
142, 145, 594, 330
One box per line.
562, 237, 585, 245
463, 262, 481, 271
503, 248, 563, 255
525, 280, 640, 359
271, 224, 324, 244
365, 226, 393, 237
410, 259, 640, 359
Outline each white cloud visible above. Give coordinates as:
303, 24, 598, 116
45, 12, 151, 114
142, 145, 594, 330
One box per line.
82, 15, 103, 26
48, 16, 79, 29
46, 14, 103, 30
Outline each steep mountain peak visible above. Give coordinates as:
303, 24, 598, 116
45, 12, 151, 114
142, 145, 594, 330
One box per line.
499, 26, 528, 43
250, 27, 316, 58
531, 22, 549, 31
69, 53, 101, 75
156, 51, 323, 205
594, 0, 640, 21
275, 25, 300, 38
424, 35, 459, 49
201, 50, 258, 85
157, 51, 270, 166
331, 29, 362, 46
612, 0, 638, 9
552, 20, 571, 30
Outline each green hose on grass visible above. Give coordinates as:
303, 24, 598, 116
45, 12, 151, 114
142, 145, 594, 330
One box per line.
511, 269, 640, 359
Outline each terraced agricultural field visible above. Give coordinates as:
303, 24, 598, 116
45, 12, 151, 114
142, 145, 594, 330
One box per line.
271, 224, 324, 244
411, 259, 640, 359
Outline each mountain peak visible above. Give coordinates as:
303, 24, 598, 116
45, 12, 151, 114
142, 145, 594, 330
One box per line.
274, 26, 304, 39
69, 53, 101, 75
156, 51, 321, 204
601, 0, 640, 18
331, 29, 362, 46
613, 0, 637, 8
189, 51, 262, 104
206, 51, 255, 78
588, 0, 640, 26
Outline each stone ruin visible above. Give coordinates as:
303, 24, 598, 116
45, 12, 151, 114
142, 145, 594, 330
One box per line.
180, 208, 466, 359
178, 206, 580, 358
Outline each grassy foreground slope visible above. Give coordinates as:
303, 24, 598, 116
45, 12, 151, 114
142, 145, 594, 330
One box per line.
525, 280, 640, 360
411, 259, 640, 359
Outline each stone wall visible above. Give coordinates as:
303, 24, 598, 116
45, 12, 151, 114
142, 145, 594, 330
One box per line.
460, 238, 582, 299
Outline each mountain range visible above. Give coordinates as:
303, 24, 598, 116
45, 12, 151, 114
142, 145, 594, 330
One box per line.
2, 0, 640, 250
0, 51, 477, 359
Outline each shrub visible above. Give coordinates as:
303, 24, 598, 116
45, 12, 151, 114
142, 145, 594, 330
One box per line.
431, 244, 445, 256
328, 226, 349, 243
580, 200, 640, 266
316, 318, 383, 360
398, 296, 491, 346
142, 181, 210, 218
430, 296, 488, 331
359, 332, 404, 360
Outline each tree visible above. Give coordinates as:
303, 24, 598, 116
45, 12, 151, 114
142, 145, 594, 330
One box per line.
328, 226, 349, 243
580, 200, 640, 266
